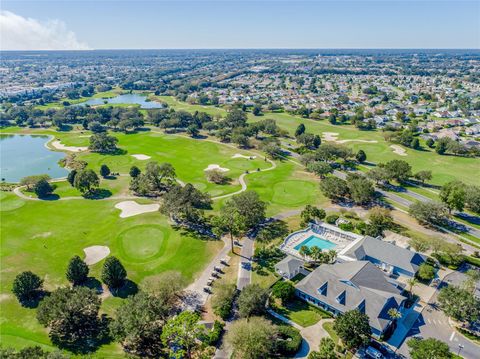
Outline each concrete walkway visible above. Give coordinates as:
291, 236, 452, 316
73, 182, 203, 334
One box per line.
267, 308, 333, 358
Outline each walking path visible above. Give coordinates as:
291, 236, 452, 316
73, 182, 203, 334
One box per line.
267, 308, 333, 358
212, 158, 276, 201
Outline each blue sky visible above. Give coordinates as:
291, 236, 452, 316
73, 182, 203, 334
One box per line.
1, 1, 479, 50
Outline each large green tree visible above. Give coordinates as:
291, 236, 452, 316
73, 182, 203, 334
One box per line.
89, 132, 118, 153
440, 180, 466, 213
237, 284, 269, 318
161, 311, 205, 359
66, 255, 89, 285
110, 291, 172, 357
73, 169, 99, 195
407, 338, 452, 359
12, 271, 43, 303
37, 287, 104, 352
333, 310, 371, 350
101, 256, 127, 289
438, 285, 480, 324
226, 317, 278, 359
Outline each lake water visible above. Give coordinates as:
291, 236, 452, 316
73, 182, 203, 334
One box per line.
78, 94, 163, 108
0, 135, 69, 183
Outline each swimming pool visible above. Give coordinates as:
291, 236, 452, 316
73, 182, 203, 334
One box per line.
294, 235, 336, 251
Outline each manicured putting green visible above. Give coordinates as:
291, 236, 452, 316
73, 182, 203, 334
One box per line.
118, 225, 167, 262
272, 180, 317, 205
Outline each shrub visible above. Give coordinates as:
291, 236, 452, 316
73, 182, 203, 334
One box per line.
339, 222, 354, 232
417, 263, 435, 281
276, 325, 302, 356
211, 284, 236, 320
325, 214, 339, 224
271, 281, 295, 302
201, 320, 224, 346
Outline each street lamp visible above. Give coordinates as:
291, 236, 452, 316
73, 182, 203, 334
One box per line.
457, 344, 464, 356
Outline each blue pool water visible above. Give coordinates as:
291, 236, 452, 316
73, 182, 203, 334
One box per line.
294, 235, 336, 251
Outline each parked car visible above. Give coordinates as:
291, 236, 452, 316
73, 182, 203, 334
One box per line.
366, 346, 384, 359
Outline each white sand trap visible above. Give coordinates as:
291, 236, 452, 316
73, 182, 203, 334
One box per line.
232, 153, 256, 159
204, 164, 229, 172
83, 246, 110, 265
390, 145, 407, 156
131, 154, 151, 160
31, 232, 52, 239
115, 200, 160, 218
336, 139, 378, 144
322, 132, 339, 141
50, 140, 88, 152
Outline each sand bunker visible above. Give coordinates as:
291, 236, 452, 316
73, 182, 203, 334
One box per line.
390, 145, 407, 156
115, 200, 160, 218
322, 132, 339, 141
204, 164, 229, 172
131, 154, 151, 160
31, 232, 52, 239
322, 132, 377, 144
50, 140, 88, 152
336, 139, 378, 144
232, 153, 256, 159
83, 246, 110, 265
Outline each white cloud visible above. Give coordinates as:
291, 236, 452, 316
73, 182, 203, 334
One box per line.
0, 10, 91, 50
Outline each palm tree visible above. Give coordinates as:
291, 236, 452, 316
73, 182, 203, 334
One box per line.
326, 249, 337, 264
407, 278, 417, 299
299, 245, 312, 261
388, 308, 402, 323
310, 246, 322, 264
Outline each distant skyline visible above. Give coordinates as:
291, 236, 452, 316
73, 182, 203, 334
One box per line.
1, 1, 479, 50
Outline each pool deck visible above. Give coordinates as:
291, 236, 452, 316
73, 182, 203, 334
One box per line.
280, 222, 363, 260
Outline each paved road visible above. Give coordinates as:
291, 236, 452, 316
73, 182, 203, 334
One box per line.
396, 266, 480, 359
237, 237, 254, 290
283, 144, 480, 242
332, 169, 480, 247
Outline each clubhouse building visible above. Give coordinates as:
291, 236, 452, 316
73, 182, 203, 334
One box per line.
277, 222, 428, 338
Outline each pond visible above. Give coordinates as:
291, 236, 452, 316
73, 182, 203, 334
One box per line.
0, 135, 68, 183
78, 93, 163, 109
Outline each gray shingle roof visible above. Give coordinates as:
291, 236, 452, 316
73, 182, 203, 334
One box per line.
342, 236, 426, 274
275, 255, 303, 276
295, 261, 406, 332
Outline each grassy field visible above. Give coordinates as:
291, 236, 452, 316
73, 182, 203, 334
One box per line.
0, 191, 222, 355
156, 96, 480, 186
0, 122, 329, 354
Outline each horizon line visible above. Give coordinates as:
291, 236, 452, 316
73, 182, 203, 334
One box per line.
2, 47, 480, 52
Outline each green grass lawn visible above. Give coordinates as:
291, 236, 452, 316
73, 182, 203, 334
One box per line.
322, 321, 339, 343
156, 96, 480, 186
271, 298, 332, 327
0, 191, 222, 355
0, 123, 330, 355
